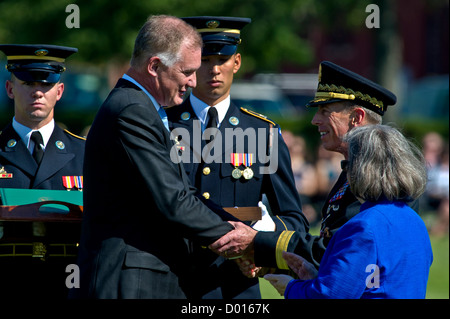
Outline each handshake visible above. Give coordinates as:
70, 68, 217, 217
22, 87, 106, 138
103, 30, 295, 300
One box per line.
208, 201, 275, 278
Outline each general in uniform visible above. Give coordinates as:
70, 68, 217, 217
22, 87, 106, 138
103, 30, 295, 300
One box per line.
167, 16, 308, 299
253, 61, 418, 270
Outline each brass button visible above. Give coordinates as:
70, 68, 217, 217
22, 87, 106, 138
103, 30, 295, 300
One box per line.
203, 167, 211, 175
202, 192, 210, 200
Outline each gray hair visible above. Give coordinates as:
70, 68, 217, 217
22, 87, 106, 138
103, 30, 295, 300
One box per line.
130, 15, 202, 69
344, 124, 427, 202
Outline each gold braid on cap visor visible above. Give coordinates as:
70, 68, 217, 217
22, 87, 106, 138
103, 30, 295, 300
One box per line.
313, 84, 384, 111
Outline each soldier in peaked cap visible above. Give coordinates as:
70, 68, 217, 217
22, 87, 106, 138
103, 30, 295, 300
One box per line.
252, 61, 419, 274
0, 44, 84, 190
167, 17, 308, 299
0, 44, 85, 299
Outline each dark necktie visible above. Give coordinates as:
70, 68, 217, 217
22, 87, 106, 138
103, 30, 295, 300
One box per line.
203, 107, 219, 160
206, 106, 218, 130
31, 131, 44, 164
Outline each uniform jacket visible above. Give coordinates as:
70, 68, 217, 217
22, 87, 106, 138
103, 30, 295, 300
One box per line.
75, 79, 234, 299
0, 123, 85, 190
167, 99, 308, 298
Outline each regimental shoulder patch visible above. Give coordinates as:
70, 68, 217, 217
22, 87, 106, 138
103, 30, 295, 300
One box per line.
240, 107, 276, 126
64, 129, 86, 141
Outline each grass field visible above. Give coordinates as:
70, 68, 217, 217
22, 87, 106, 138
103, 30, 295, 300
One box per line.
260, 221, 449, 299
426, 234, 449, 299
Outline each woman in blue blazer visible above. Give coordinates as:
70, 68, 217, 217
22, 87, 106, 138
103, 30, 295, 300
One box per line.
265, 125, 433, 299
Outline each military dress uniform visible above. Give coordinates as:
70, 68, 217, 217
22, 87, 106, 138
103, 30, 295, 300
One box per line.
0, 44, 84, 299
253, 61, 417, 270
0, 123, 85, 190
167, 16, 308, 299
168, 98, 308, 298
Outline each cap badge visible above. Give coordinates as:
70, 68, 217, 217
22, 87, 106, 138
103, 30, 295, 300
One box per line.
181, 112, 191, 121
229, 116, 239, 126
206, 20, 220, 29
34, 49, 49, 56
55, 140, 65, 150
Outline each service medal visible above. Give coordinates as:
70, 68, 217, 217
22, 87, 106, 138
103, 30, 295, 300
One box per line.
230, 153, 244, 179
243, 153, 254, 180
232, 168, 242, 179
242, 167, 254, 180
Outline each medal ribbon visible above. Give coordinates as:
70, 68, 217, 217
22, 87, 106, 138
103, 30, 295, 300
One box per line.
231, 153, 243, 167
74, 176, 83, 189
62, 176, 74, 190
244, 153, 253, 167
62, 176, 83, 190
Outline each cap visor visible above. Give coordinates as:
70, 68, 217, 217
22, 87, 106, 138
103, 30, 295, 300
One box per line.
306, 98, 343, 107
13, 71, 61, 83
202, 44, 237, 56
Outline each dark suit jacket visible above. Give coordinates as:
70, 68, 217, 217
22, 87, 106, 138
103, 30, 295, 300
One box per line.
167, 99, 308, 298
0, 123, 85, 190
75, 79, 234, 299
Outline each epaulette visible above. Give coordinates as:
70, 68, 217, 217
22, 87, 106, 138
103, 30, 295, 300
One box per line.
240, 107, 276, 126
64, 129, 86, 141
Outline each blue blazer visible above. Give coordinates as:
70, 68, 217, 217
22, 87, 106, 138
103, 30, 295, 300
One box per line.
285, 200, 433, 299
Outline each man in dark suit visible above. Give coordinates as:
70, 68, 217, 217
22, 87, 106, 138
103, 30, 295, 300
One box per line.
75, 15, 256, 299
166, 16, 308, 299
0, 44, 84, 298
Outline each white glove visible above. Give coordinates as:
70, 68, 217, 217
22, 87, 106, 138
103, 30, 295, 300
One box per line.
252, 201, 276, 231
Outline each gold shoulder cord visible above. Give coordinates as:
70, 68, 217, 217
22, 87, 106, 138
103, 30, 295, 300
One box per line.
64, 129, 86, 141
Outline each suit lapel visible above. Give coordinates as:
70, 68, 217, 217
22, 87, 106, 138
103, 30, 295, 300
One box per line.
169, 100, 202, 175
